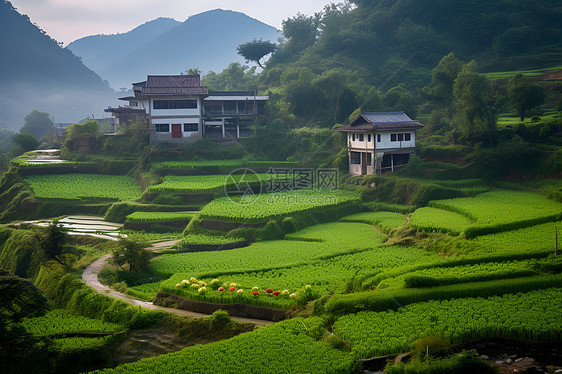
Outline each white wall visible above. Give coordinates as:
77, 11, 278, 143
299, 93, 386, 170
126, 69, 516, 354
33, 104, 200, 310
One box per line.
376, 130, 415, 149
347, 131, 416, 150
347, 132, 375, 149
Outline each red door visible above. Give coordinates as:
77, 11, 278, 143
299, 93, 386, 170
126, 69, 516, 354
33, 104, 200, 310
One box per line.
172, 124, 182, 138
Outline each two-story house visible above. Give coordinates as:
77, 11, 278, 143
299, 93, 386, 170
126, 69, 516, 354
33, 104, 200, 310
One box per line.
105, 75, 268, 144
337, 112, 424, 175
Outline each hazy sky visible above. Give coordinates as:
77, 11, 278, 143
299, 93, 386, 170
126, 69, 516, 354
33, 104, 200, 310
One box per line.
9, 0, 335, 45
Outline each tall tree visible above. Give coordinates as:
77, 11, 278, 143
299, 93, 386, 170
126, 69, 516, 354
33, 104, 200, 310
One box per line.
20, 110, 53, 139
237, 39, 277, 69
452, 62, 496, 146
507, 74, 546, 121
423, 52, 463, 105
282, 13, 320, 54
112, 238, 152, 273
35, 223, 71, 269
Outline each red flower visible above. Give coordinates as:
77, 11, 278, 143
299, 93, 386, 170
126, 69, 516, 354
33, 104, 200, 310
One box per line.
229, 286, 236, 291
272, 291, 280, 296
265, 288, 273, 294
252, 291, 259, 296
218, 287, 224, 291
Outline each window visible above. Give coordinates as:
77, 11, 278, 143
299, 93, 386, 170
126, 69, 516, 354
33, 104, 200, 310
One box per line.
390, 133, 412, 142
350, 152, 361, 164
398, 133, 404, 141
352, 134, 356, 141
391, 134, 397, 142
377, 134, 381, 142
367, 153, 372, 165
153, 100, 197, 110
368, 134, 371, 142
359, 134, 364, 141
155, 124, 169, 133
405, 133, 411, 141
184, 123, 198, 132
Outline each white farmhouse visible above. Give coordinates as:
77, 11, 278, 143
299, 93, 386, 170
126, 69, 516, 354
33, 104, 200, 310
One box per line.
337, 112, 424, 175
105, 75, 268, 144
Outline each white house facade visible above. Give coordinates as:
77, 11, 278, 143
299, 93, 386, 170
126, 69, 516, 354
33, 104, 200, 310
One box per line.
105, 75, 268, 144
337, 112, 424, 175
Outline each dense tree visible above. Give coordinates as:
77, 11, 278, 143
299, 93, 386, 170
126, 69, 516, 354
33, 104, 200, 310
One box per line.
35, 223, 72, 269
281, 13, 320, 55
237, 39, 277, 69
185, 67, 201, 75
112, 238, 152, 273
507, 74, 546, 121
452, 63, 496, 146
12, 133, 39, 152
423, 53, 463, 105
0, 270, 50, 374
202, 63, 258, 91
20, 110, 53, 139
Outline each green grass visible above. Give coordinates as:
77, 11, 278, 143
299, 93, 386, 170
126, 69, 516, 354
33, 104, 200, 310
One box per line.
155, 222, 441, 308
152, 160, 298, 171
125, 211, 195, 223
177, 234, 245, 247
378, 259, 539, 290
21, 309, 125, 337
122, 230, 183, 242
152, 222, 386, 277
53, 336, 115, 352
199, 189, 360, 223
91, 317, 354, 374
497, 112, 560, 126
161, 244, 441, 308
333, 287, 562, 358
410, 207, 473, 236
25, 174, 142, 201
428, 189, 562, 226
468, 221, 561, 256
147, 173, 276, 194
483, 65, 562, 80
338, 211, 408, 232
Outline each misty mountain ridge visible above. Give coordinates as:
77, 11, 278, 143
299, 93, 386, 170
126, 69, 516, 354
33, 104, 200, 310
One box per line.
68, 9, 280, 89
0, 0, 117, 131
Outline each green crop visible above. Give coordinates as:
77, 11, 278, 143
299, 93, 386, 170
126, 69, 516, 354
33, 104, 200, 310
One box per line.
410, 207, 473, 236
125, 211, 194, 223
25, 174, 141, 201
428, 190, 562, 225
199, 189, 360, 223
333, 288, 562, 358
91, 317, 354, 374
21, 309, 124, 337
339, 211, 408, 232
53, 336, 114, 352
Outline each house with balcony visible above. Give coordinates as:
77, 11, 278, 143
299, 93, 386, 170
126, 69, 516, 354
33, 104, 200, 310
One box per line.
337, 112, 425, 175
105, 75, 268, 144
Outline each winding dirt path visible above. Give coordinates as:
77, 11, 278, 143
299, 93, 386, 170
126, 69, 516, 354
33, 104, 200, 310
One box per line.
81, 244, 273, 326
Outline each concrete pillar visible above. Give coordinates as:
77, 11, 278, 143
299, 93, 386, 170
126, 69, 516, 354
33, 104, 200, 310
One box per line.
236, 124, 240, 139
391, 154, 394, 172
222, 118, 226, 138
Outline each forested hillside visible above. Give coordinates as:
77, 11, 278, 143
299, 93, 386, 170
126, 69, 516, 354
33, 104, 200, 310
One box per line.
0, 1, 115, 130
205, 0, 561, 174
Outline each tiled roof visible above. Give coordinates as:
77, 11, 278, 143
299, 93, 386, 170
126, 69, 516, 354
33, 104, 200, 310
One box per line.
337, 112, 424, 132
141, 75, 208, 96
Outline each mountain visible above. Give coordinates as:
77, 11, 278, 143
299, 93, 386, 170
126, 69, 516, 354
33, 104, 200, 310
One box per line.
67, 17, 181, 89
0, 1, 116, 131
67, 9, 280, 89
